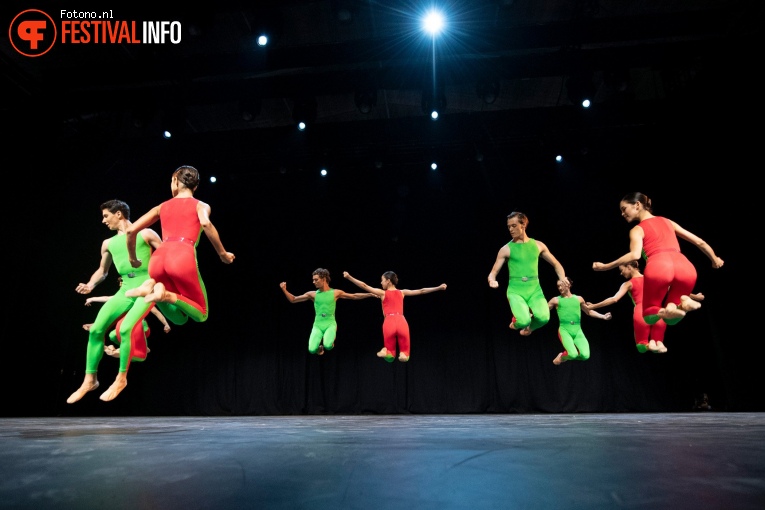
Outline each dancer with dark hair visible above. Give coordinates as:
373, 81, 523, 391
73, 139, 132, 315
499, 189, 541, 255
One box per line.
487, 211, 568, 335
549, 278, 612, 365
586, 260, 705, 354
280, 268, 375, 355
68, 199, 164, 404
343, 271, 446, 362
126, 165, 235, 324
592, 192, 723, 325
586, 261, 668, 354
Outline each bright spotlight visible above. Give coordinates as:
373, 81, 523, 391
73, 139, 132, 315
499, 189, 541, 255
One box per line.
555, 155, 563, 163
431, 162, 438, 171
163, 130, 172, 139
320, 168, 328, 176
423, 11, 445, 35
297, 121, 306, 131
257, 35, 268, 46
430, 110, 439, 120
210, 176, 217, 183
581, 99, 591, 108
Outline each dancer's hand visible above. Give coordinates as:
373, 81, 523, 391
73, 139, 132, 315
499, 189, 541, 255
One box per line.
592, 262, 606, 271
220, 252, 235, 264
129, 258, 142, 268
75, 283, 93, 294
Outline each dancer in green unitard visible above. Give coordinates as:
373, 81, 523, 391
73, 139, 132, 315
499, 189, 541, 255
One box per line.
280, 268, 375, 354
68, 200, 171, 404
487, 211, 568, 335
548, 278, 611, 365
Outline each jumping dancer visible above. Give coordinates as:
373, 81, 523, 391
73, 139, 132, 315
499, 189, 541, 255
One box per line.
592, 192, 723, 325
549, 278, 612, 365
280, 268, 375, 355
586, 261, 705, 354
68, 200, 163, 404
343, 271, 446, 362
487, 211, 568, 335
125, 165, 235, 322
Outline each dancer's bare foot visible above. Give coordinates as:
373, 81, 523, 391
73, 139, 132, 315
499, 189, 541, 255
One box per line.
648, 340, 660, 353
100, 373, 127, 401
553, 353, 564, 365
125, 278, 155, 298
104, 346, 151, 359
67, 377, 99, 404
509, 318, 532, 335
317, 345, 325, 356
82, 323, 93, 331
377, 347, 388, 358
679, 295, 702, 312
690, 293, 705, 302
656, 341, 668, 353
658, 303, 686, 320
145, 282, 177, 304
399, 353, 409, 362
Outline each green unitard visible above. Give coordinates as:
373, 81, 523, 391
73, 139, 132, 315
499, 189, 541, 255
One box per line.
84, 233, 175, 374
308, 289, 337, 354
85, 233, 150, 373
506, 239, 550, 332
555, 295, 590, 362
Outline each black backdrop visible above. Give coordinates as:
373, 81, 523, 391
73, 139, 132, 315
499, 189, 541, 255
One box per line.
6, 55, 756, 417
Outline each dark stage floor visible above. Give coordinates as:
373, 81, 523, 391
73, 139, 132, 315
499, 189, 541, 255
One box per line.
1, 413, 763, 509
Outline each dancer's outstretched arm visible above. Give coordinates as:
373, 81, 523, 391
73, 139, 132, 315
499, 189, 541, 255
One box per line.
342, 272, 385, 298
401, 284, 447, 297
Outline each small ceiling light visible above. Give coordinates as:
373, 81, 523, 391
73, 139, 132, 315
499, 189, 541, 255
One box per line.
257, 35, 268, 46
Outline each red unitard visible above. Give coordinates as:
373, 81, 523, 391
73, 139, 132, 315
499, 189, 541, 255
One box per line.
148, 197, 209, 322
628, 275, 666, 348
640, 216, 697, 325
382, 289, 410, 358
